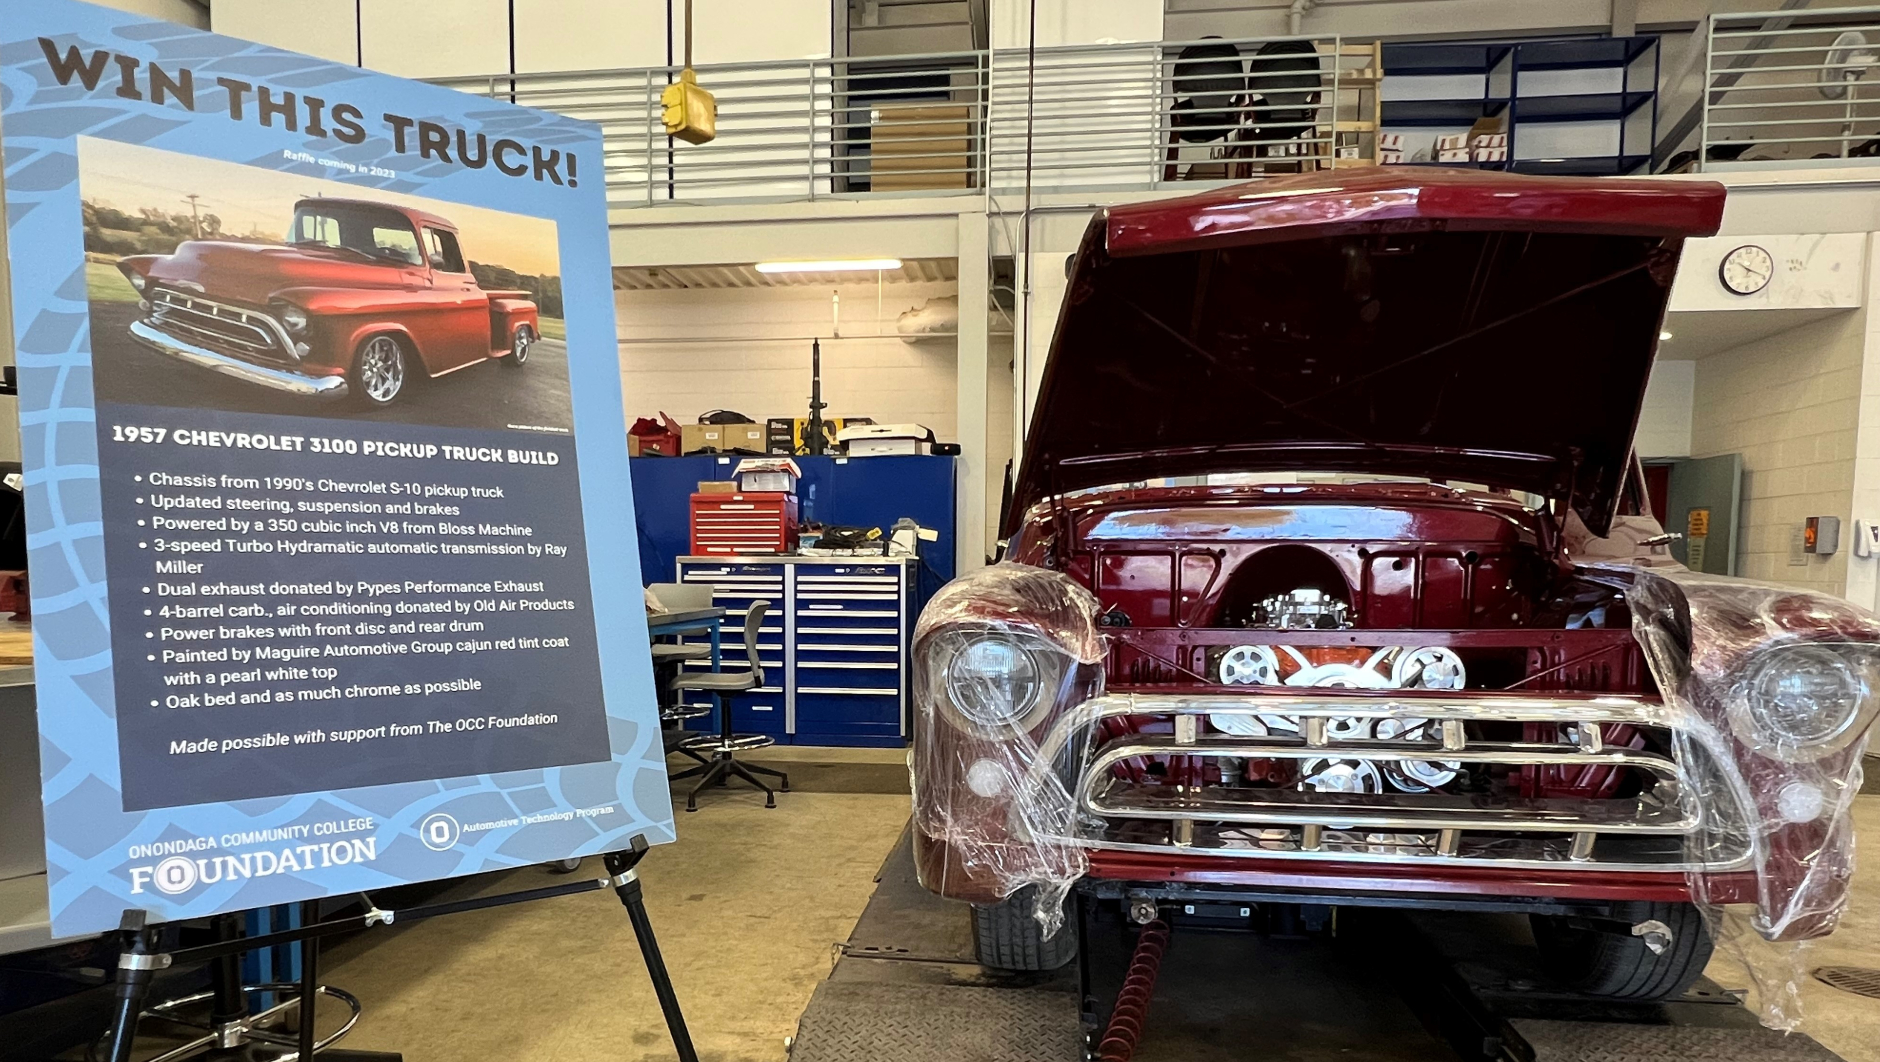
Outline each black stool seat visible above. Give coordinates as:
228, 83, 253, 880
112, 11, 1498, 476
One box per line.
667, 601, 789, 811
662, 705, 713, 722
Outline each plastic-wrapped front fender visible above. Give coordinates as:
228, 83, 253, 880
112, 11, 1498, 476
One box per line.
1613, 565, 1879, 1028
909, 564, 1105, 929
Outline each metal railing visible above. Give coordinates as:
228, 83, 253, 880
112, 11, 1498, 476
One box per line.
433, 35, 1382, 207
1703, 6, 1880, 168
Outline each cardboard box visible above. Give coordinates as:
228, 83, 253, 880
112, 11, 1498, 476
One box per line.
1437, 148, 1472, 163
723, 423, 766, 452
766, 418, 797, 454
680, 423, 728, 454
1470, 132, 1508, 149
837, 423, 931, 457
1472, 145, 1507, 162
765, 416, 876, 454
1436, 133, 1470, 152
1379, 149, 1406, 165
1377, 132, 1405, 151
1467, 116, 1505, 141
734, 457, 802, 493
697, 480, 739, 494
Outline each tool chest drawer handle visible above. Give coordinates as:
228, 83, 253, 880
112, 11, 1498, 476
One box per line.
798, 626, 901, 636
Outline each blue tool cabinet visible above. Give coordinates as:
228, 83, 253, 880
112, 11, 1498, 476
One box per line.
675, 556, 913, 747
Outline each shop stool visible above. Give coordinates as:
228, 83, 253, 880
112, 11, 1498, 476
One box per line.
667, 601, 789, 811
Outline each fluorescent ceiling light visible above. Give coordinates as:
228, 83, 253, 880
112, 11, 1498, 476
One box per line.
755, 258, 902, 274
1659, 331, 1674, 340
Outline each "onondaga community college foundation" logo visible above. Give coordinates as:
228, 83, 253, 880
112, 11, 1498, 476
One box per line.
127, 825, 380, 896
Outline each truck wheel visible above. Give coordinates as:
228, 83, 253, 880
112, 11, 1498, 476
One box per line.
504, 325, 533, 367
350, 334, 408, 406
1530, 900, 1714, 1001
971, 886, 1076, 972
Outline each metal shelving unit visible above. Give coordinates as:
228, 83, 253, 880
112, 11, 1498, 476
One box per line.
1380, 36, 1658, 175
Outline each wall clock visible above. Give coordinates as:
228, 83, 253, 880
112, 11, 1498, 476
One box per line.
1719, 244, 1775, 295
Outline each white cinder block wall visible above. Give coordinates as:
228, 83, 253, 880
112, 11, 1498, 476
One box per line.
1635, 360, 1694, 459
616, 281, 963, 440
1690, 309, 1867, 595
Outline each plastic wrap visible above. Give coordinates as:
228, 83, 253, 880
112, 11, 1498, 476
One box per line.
1615, 563, 1880, 1029
910, 563, 1106, 934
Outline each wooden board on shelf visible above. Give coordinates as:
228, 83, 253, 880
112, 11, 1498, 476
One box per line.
871, 104, 972, 191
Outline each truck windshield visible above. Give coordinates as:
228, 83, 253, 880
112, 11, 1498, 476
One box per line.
289, 202, 422, 266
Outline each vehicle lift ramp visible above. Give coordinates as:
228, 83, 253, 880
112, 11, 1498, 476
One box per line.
787, 830, 1848, 1062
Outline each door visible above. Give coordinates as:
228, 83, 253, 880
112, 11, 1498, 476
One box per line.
1660, 454, 1742, 575
421, 226, 489, 369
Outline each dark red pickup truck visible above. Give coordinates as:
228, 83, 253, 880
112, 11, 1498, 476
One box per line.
117, 197, 539, 406
911, 169, 1880, 1009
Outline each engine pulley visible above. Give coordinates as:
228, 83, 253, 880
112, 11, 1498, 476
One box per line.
1299, 758, 1383, 794
1374, 716, 1462, 792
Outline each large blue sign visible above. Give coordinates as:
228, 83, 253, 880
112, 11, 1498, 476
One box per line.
2, 0, 672, 937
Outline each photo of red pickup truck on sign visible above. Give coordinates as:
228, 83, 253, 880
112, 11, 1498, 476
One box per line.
79, 136, 572, 432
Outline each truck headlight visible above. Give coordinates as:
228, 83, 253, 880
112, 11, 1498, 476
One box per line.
128, 272, 147, 292
278, 304, 309, 333
933, 629, 1060, 735
1738, 644, 1880, 758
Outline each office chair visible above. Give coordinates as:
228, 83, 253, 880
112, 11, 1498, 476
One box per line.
668, 601, 790, 811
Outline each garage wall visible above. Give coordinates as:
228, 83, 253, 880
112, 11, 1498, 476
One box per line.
92, 0, 208, 29
1690, 308, 1868, 594
214, 0, 829, 76
1636, 359, 1693, 459
615, 281, 962, 439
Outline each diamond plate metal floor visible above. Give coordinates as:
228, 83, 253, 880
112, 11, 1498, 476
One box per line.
788, 831, 1852, 1062
791, 981, 1082, 1062
1510, 1019, 1845, 1062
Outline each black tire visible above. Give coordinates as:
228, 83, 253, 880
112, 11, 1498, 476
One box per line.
971, 886, 1076, 972
1530, 900, 1714, 1001
504, 324, 533, 368
349, 333, 408, 406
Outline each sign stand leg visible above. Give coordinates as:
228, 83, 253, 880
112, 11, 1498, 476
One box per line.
106, 911, 164, 1062
606, 838, 700, 1062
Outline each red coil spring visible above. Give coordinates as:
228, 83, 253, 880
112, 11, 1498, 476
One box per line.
1097, 919, 1170, 1062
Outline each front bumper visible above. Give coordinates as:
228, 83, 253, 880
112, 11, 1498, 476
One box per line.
130, 320, 349, 399
1026, 691, 1756, 876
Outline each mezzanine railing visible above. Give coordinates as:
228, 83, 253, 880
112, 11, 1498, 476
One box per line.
433, 35, 1382, 207
1703, 5, 1880, 168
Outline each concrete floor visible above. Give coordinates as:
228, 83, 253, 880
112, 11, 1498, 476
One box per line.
1706, 796, 1880, 1062
319, 755, 1880, 1062
323, 746, 912, 1062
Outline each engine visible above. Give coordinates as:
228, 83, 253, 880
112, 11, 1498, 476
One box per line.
1208, 586, 1468, 796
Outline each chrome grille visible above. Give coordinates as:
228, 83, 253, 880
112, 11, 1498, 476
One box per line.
1031, 692, 1752, 873
147, 290, 292, 361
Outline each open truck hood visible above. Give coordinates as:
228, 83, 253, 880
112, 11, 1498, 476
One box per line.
1008, 169, 1725, 537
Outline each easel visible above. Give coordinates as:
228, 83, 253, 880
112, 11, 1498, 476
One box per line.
101, 837, 697, 1062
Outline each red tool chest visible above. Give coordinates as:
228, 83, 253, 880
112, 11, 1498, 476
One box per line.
688, 491, 799, 555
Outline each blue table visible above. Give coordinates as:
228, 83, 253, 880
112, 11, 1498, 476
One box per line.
647, 606, 725, 673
